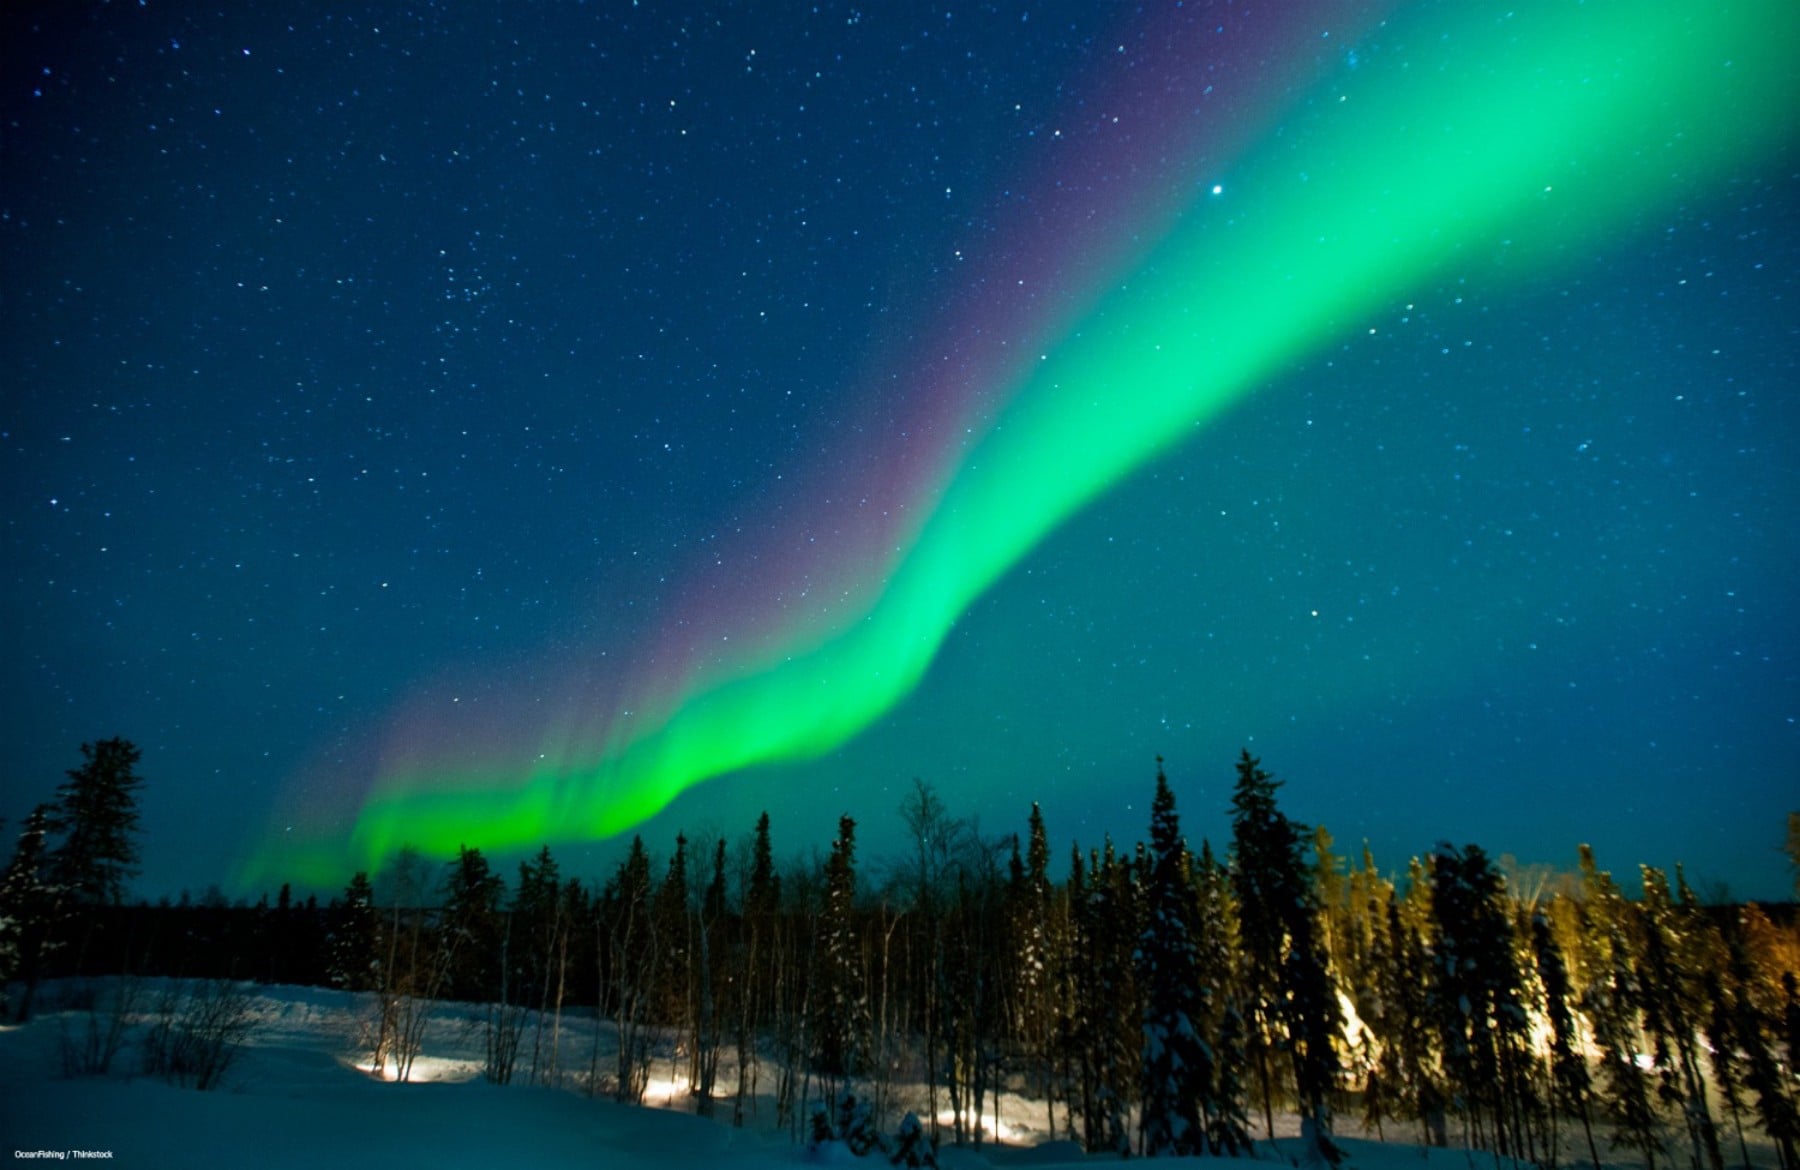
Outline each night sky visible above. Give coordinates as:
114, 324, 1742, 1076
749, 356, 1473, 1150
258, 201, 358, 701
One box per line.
4, 1, 1796, 901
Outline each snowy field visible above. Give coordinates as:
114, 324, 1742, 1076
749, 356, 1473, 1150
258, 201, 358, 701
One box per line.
0, 978, 1768, 1170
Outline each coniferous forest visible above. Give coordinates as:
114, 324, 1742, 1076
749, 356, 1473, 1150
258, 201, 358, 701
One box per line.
4, 738, 1799, 1168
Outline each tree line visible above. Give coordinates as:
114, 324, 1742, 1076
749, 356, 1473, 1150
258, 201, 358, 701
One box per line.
4, 739, 1799, 1167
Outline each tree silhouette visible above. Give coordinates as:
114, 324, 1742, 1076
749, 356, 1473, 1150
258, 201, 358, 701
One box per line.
327, 871, 378, 992
1230, 748, 1341, 1164
1135, 760, 1208, 1155
813, 815, 866, 1085
0, 804, 63, 1021
52, 737, 144, 909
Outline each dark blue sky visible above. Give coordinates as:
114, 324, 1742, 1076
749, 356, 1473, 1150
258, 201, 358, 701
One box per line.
3, 1, 1796, 900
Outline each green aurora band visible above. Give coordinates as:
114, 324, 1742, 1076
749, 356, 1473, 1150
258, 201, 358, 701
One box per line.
264, 1, 1799, 882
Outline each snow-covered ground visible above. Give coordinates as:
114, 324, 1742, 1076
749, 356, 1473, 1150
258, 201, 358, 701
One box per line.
0, 978, 1767, 1170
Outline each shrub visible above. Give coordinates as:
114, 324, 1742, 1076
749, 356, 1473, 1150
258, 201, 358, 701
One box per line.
141, 979, 258, 1091
58, 976, 140, 1077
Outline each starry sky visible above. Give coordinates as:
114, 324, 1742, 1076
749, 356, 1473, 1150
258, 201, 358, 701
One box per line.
3, 1, 1797, 901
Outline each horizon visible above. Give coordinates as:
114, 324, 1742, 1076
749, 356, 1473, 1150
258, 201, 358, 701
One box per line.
76, 752, 1800, 909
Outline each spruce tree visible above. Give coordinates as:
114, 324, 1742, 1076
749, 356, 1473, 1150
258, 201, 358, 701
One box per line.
1231, 751, 1289, 1141
0, 804, 63, 1021
440, 845, 505, 1003
1213, 1001, 1255, 1156
1135, 760, 1208, 1155
327, 870, 379, 992
1428, 842, 1535, 1158
1072, 838, 1138, 1155
51, 737, 144, 908
813, 814, 865, 1084
1377, 882, 1446, 1147
1343, 842, 1393, 1139
1725, 923, 1800, 1170
1012, 802, 1055, 1132
1066, 845, 1099, 1148
1099, 842, 1140, 1156
1697, 934, 1756, 1169
1638, 866, 1723, 1170
1196, 838, 1253, 1154
1532, 905, 1601, 1170
1229, 749, 1341, 1164
1287, 901, 1344, 1163
1577, 846, 1664, 1170
735, 812, 779, 1125
653, 833, 692, 1029
514, 848, 562, 996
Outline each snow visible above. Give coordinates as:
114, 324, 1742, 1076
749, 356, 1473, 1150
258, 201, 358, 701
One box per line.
7, 1075, 793, 1169
4, 979, 797, 1169
1, 978, 1779, 1170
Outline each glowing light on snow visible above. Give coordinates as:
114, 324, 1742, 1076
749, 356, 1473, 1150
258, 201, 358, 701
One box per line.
1337, 989, 1367, 1051
352, 1055, 480, 1084
938, 1111, 1017, 1143
643, 1074, 690, 1105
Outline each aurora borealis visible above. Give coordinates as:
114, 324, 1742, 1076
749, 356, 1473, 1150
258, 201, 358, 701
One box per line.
5, 2, 1797, 898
